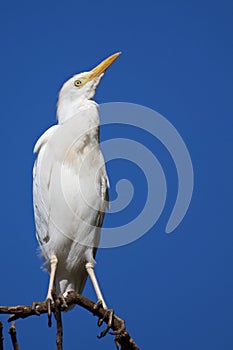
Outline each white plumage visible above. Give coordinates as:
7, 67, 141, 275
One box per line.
33, 53, 120, 309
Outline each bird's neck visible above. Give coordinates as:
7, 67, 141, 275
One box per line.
57, 97, 98, 125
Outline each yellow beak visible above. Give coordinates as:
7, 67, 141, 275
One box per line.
87, 52, 121, 81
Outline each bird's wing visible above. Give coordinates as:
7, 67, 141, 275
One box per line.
98, 168, 109, 225
34, 124, 109, 251
33, 125, 60, 247
33, 125, 60, 154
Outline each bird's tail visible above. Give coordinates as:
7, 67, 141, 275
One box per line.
56, 267, 88, 311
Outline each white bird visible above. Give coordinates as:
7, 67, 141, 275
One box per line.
33, 52, 121, 321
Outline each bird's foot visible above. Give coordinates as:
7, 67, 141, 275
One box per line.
31, 298, 54, 327
46, 297, 53, 327
31, 301, 44, 315
93, 299, 103, 311
59, 295, 68, 311
93, 301, 114, 339
97, 308, 114, 338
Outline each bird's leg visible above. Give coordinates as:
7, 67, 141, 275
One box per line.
59, 295, 68, 311
46, 254, 58, 301
85, 262, 107, 309
31, 255, 57, 318
46, 254, 58, 327
85, 262, 114, 338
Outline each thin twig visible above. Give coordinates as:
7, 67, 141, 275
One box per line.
0, 292, 139, 350
0, 320, 3, 350
53, 295, 63, 350
8, 323, 20, 350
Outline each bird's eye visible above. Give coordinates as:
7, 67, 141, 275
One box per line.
74, 79, 82, 87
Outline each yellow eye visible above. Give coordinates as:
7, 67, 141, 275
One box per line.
74, 79, 82, 87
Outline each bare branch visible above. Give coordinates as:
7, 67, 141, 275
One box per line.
0, 292, 140, 350
53, 295, 63, 350
0, 320, 3, 350
8, 323, 20, 350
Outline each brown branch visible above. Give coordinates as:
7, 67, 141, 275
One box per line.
53, 295, 63, 350
8, 323, 20, 350
0, 292, 139, 350
0, 320, 3, 350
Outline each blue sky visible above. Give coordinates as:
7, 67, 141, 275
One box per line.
0, 0, 232, 349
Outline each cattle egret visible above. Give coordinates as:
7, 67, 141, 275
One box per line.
33, 53, 121, 327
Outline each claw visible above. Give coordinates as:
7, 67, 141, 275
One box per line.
97, 308, 114, 339
98, 317, 104, 327
93, 300, 103, 311
109, 323, 126, 336
92, 300, 114, 338
31, 301, 43, 316
46, 298, 52, 327
59, 295, 68, 311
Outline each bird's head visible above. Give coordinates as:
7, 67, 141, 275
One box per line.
57, 52, 121, 123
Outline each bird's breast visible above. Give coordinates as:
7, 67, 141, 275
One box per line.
64, 131, 99, 166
